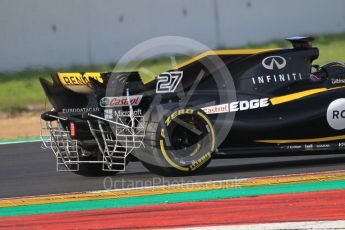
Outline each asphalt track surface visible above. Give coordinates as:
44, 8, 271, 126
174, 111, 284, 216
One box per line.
1, 142, 345, 198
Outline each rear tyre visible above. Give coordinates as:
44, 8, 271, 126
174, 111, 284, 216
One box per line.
141, 107, 215, 176
73, 161, 119, 177
71, 149, 121, 177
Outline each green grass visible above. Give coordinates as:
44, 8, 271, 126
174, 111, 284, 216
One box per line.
0, 65, 114, 113
1, 33, 345, 113
239, 33, 345, 65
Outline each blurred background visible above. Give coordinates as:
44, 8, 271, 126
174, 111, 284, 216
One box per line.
0, 0, 345, 139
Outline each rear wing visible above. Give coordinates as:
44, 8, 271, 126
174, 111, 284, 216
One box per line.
55, 72, 105, 94
39, 71, 146, 112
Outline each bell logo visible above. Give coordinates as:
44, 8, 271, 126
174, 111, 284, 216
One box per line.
262, 56, 286, 70
327, 98, 345, 130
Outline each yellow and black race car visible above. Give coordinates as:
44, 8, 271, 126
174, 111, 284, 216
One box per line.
40, 37, 345, 176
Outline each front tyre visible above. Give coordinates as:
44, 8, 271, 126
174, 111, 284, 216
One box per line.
141, 108, 215, 176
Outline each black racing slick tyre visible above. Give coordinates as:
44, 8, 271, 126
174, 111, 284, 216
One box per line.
73, 161, 119, 177
141, 108, 216, 176
71, 149, 121, 177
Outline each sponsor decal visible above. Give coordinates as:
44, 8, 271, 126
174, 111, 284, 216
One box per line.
165, 109, 194, 126
58, 72, 103, 85
201, 104, 229, 114
310, 73, 321, 82
315, 144, 331, 148
252, 73, 302, 85
100, 95, 142, 108
327, 98, 345, 130
281, 143, 335, 151
189, 152, 211, 171
286, 145, 303, 150
156, 71, 183, 93
114, 109, 142, 116
304, 144, 313, 150
104, 109, 142, 119
280, 145, 304, 151
251, 56, 303, 85
229, 98, 270, 112
62, 107, 99, 113
331, 78, 345, 85
201, 98, 270, 114
262, 56, 286, 70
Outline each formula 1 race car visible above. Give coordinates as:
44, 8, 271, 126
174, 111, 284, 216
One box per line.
40, 37, 345, 176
